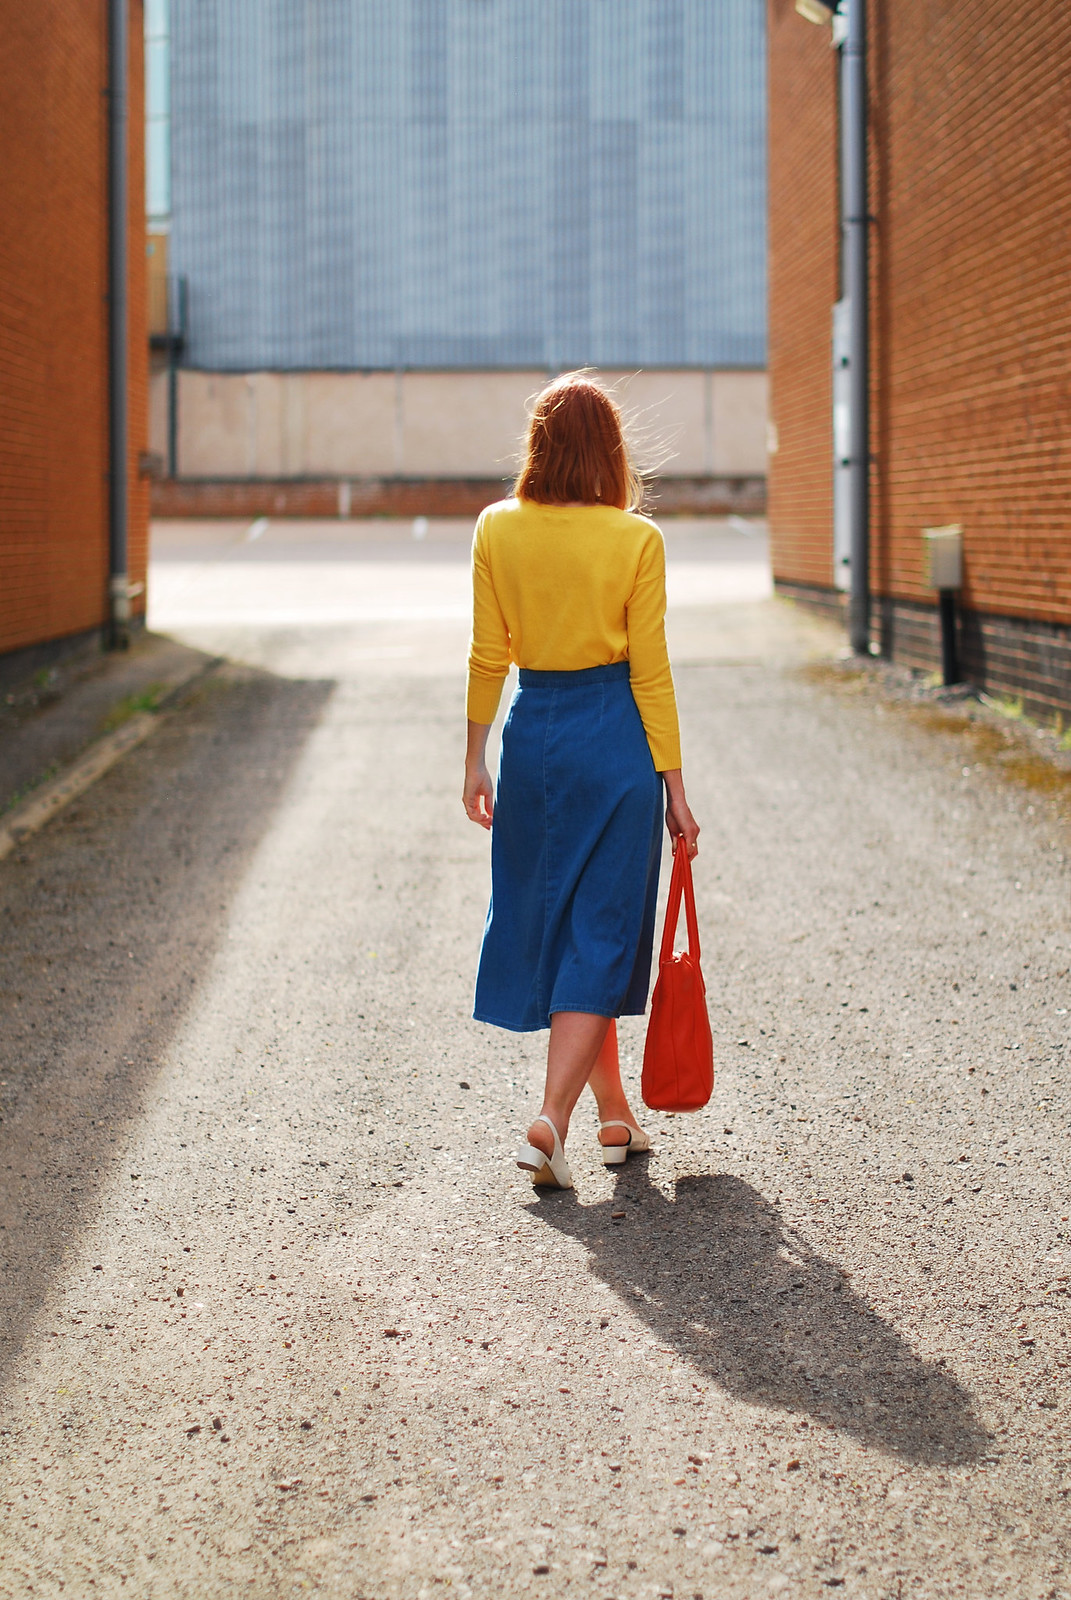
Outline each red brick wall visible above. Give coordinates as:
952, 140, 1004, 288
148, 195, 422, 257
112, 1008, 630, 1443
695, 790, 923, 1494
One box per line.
768, 0, 1071, 630
0, 1, 147, 659
766, 0, 839, 592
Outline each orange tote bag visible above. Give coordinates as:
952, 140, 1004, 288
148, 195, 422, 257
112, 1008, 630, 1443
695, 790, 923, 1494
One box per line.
641, 839, 714, 1113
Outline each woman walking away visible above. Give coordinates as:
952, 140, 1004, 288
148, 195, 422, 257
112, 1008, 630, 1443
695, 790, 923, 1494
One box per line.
462, 371, 700, 1190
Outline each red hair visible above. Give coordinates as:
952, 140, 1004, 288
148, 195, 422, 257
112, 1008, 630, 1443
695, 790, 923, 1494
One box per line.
514, 371, 643, 511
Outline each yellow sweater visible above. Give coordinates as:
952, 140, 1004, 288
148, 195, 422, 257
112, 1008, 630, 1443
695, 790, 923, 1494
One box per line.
466, 498, 682, 771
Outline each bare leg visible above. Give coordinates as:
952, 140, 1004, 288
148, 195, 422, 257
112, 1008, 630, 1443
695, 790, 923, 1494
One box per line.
586, 1021, 644, 1148
526, 1011, 611, 1159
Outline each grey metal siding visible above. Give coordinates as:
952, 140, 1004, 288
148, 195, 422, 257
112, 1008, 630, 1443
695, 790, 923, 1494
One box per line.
170, 0, 766, 371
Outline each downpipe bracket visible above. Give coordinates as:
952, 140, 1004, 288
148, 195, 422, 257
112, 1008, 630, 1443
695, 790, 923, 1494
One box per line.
109, 573, 131, 649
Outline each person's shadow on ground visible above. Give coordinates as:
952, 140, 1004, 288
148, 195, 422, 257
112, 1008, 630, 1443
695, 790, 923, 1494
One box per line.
535, 1164, 987, 1465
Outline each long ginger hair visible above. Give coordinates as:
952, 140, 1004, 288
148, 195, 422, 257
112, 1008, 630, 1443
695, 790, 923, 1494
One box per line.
514, 371, 643, 511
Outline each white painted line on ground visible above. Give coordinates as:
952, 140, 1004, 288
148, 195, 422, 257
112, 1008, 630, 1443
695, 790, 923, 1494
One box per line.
245, 517, 270, 542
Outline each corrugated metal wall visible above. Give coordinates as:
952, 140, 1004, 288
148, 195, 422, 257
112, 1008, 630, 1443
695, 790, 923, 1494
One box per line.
170, 0, 766, 371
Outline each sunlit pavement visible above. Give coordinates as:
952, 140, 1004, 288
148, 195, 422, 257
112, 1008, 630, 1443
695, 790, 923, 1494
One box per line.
0, 515, 1068, 1598
146, 515, 820, 679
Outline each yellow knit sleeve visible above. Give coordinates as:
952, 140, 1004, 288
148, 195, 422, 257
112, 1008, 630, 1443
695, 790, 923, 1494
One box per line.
466, 513, 511, 725
626, 527, 682, 771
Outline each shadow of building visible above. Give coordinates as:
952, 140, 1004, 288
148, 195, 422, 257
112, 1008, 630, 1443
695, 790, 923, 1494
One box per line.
0, 667, 334, 1387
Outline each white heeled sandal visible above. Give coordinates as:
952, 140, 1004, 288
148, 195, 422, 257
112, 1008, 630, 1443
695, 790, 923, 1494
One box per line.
597, 1120, 652, 1167
516, 1114, 573, 1190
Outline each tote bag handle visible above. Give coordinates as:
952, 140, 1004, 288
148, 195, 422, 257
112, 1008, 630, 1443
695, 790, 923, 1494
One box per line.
659, 837, 701, 967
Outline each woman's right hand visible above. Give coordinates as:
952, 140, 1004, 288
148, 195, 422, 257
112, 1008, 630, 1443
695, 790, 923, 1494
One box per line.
463, 719, 494, 830
662, 769, 700, 858
463, 762, 494, 829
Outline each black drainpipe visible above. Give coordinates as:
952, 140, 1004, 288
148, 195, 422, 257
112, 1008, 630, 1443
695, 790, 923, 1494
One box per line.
107, 0, 129, 649
842, 0, 870, 654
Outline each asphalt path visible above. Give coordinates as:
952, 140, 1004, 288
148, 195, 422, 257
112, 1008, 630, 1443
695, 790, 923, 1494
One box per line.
0, 517, 1068, 1599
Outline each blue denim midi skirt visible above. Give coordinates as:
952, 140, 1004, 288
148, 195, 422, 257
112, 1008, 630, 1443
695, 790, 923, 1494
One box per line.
474, 661, 663, 1033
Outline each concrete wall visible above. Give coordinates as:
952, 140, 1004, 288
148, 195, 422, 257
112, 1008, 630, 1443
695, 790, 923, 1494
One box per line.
153, 368, 768, 482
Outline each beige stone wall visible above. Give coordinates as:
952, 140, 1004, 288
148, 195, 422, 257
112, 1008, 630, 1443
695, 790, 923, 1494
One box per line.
152, 368, 768, 480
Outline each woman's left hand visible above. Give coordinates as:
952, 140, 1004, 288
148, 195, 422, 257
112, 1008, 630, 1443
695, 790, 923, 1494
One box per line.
662, 768, 699, 858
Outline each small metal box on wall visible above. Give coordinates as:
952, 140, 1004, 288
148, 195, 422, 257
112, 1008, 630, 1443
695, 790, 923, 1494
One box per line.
922, 524, 964, 685
922, 524, 963, 591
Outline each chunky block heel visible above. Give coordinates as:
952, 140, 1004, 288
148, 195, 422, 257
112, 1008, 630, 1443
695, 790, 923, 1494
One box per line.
516, 1114, 573, 1189
598, 1120, 651, 1167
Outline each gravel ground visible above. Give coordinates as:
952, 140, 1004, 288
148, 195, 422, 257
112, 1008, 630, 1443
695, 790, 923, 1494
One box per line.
0, 522, 1068, 1599
0, 633, 213, 816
